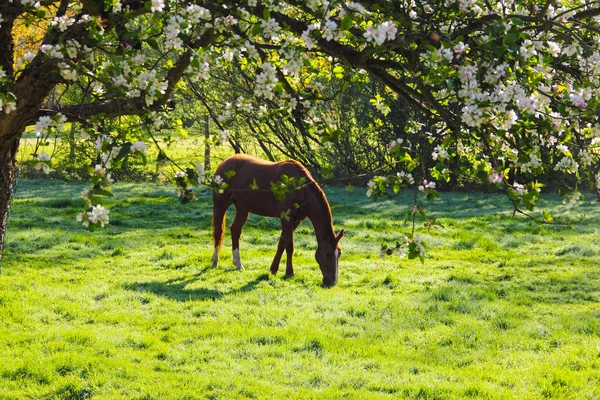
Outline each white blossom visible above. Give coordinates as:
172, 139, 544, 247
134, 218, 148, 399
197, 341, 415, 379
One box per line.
151, 0, 165, 12
195, 162, 206, 184
387, 138, 403, 152
130, 141, 147, 155
51, 15, 75, 32
363, 21, 397, 45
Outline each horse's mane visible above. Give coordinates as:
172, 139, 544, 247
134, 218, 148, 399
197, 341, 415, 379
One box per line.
288, 161, 335, 241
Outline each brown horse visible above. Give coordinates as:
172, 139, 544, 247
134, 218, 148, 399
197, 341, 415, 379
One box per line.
211, 154, 344, 286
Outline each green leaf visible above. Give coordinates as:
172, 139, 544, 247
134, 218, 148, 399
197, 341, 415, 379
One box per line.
91, 188, 114, 197
503, 26, 521, 45
251, 23, 263, 35
510, 17, 524, 26
114, 142, 132, 161
147, 38, 159, 50
341, 15, 353, 31
333, 65, 344, 79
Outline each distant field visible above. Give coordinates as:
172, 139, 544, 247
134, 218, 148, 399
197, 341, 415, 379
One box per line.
1, 180, 599, 399
17, 129, 273, 179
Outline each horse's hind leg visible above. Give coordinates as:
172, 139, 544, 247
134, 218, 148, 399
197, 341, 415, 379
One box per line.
211, 196, 231, 268
230, 207, 249, 270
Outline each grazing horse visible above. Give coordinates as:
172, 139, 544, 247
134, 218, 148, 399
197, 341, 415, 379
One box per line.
211, 154, 344, 286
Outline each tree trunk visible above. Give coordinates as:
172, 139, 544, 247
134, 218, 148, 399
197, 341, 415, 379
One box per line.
0, 135, 19, 264
204, 114, 211, 172
0, 58, 61, 261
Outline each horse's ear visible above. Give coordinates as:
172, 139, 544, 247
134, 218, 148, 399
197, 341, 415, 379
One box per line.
335, 229, 344, 244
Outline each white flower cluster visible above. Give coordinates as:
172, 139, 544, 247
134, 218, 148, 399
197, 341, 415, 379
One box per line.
421, 46, 453, 68
58, 63, 77, 81
0, 68, 17, 113
212, 175, 226, 194
33, 151, 51, 174
130, 141, 147, 155
488, 170, 503, 184
579, 149, 593, 167
195, 162, 206, 184
236, 96, 255, 114
214, 15, 238, 33
386, 138, 403, 153
151, 0, 165, 13
555, 156, 579, 174
520, 152, 541, 174
0, 97, 16, 114
77, 205, 110, 228
398, 171, 414, 185
255, 62, 278, 100
322, 20, 339, 41
20, 0, 40, 6
51, 15, 75, 32
431, 145, 448, 161
371, 96, 391, 115
137, 70, 168, 106
418, 179, 436, 192
412, 234, 426, 255
186, 4, 210, 23
40, 44, 62, 58
513, 182, 527, 196
366, 179, 379, 197
219, 129, 231, 143
301, 23, 320, 50
366, 171, 414, 197
34, 113, 67, 136
186, 51, 211, 82
92, 164, 114, 188
262, 18, 281, 39
165, 15, 187, 50
363, 21, 398, 46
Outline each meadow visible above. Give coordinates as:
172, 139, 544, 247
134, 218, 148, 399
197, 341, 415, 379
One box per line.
1, 179, 599, 399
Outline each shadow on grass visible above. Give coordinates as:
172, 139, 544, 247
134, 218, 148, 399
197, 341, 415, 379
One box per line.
123, 270, 271, 302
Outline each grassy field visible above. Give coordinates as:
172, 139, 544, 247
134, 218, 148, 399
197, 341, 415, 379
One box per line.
1, 179, 599, 399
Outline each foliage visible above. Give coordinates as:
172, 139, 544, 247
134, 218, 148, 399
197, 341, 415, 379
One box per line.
2, 0, 600, 261
1, 180, 600, 398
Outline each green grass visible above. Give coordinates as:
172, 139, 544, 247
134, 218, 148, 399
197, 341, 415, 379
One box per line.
1, 180, 599, 399
17, 132, 266, 180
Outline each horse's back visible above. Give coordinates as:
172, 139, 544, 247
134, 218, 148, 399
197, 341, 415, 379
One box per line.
215, 154, 311, 183
213, 154, 314, 217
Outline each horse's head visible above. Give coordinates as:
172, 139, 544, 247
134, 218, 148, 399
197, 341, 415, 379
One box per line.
315, 229, 344, 287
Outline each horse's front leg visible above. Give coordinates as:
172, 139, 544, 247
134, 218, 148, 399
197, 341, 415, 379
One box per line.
270, 220, 301, 276
269, 234, 286, 275
230, 208, 249, 270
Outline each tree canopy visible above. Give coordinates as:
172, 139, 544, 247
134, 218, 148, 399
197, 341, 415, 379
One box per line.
1, 0, 600, 261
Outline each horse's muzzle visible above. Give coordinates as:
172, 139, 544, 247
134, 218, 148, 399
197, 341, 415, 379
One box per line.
322, 277, 338, 287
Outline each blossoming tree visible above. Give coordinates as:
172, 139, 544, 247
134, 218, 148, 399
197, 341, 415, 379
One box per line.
1, 0, 600, 262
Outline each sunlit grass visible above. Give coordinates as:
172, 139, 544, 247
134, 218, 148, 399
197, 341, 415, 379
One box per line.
17, 130, 275, 180
1, 180, 599, 399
